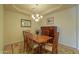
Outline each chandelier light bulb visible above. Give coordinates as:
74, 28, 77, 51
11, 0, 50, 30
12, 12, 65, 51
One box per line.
32, 15, 35, 19
36, 14, 39, 17
35, 19, 39, 22
41, 16, 43, 18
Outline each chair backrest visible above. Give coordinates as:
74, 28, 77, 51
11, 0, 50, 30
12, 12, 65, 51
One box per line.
46, 32, 59, 53
23, 31, 34, 51
52, 32, 59, 53
53, 32, 59, 44
47, 32, 59, 43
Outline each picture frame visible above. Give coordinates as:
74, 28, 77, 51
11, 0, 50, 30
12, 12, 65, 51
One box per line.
21, 19, 31, 27
47, 17, 54, 25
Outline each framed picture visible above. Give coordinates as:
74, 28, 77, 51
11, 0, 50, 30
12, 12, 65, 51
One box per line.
21, 19, 31, 27
47, 17, 54, 25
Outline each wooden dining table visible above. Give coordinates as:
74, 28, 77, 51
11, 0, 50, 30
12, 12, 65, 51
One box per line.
32, 35, 52, 53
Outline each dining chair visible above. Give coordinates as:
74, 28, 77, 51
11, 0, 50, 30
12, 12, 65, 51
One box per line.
23, 31, 38, 53
44, 32, 59, 54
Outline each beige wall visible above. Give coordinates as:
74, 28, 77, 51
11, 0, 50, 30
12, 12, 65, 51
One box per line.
4, 11, 31, 45
4, 11, 41, 45
77, 5, 79, 50
0, 5, 4, 53
40, 6, 77, 48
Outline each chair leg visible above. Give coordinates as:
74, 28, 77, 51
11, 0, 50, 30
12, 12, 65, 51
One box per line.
52, 44, 58, 54
11, 44, 14, 54
24, 43, 27, 53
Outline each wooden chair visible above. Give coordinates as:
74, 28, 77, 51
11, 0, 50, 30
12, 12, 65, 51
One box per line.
23, 31, 38, 53
44, 32, 59, 54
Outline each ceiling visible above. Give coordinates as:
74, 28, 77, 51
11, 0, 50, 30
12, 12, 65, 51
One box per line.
4, 4, 76, 16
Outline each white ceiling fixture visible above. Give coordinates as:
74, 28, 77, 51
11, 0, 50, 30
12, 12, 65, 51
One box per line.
32, 4, 43, 22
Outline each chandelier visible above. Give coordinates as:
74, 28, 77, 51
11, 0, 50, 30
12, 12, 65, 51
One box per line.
32, 4, 43, 22
32, 14, 43, 22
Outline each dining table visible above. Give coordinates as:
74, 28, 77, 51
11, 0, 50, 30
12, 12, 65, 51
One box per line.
32, 35, 52, 53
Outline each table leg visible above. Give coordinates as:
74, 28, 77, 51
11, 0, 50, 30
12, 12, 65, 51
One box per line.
38, 44, 45, 54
